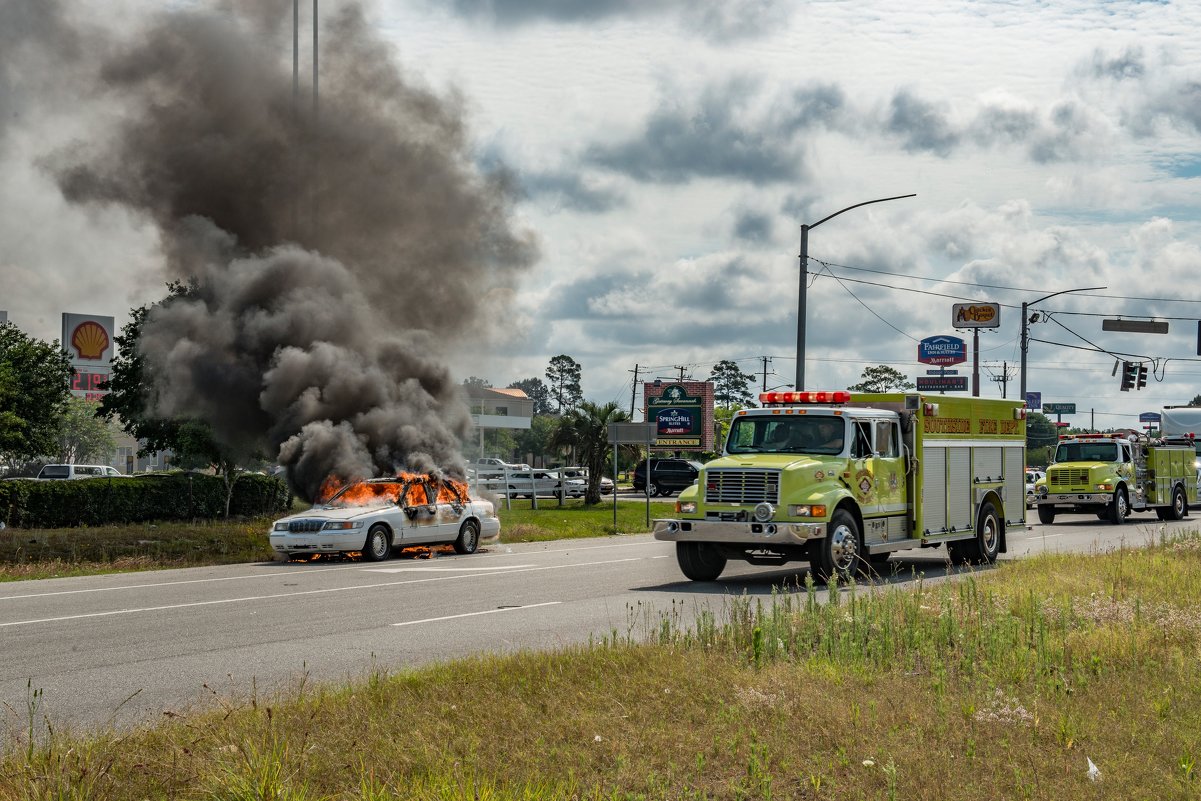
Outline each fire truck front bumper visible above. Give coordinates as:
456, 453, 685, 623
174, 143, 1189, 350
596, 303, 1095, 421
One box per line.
1038, 492, 1111, 505
653, 518, 826, 545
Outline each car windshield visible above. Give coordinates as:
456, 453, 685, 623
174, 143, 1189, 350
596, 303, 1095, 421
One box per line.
1054, 442, 1121, 463
727, 417, 845, 456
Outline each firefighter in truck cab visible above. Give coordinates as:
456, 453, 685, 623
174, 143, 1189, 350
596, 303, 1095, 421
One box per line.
654, 390, 1028, 583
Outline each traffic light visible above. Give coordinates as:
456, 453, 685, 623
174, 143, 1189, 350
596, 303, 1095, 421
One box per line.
1137, 364, 1148, 390
1120, 361, 1137, 391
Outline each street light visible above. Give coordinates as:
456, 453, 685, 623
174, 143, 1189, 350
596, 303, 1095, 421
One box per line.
796, 194, 916, 390
1019, 286, 1107, 402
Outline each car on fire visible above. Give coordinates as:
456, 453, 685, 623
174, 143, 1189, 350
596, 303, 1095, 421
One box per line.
269, 474, 500, 561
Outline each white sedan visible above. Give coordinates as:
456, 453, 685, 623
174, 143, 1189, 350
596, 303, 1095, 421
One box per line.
269, 476, 500, 561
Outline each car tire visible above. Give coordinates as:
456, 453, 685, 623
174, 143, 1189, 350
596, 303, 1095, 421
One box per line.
647, 482, 658, 497
810, 508, 862, 584
676, 542, 726, 581
1037, 505, 1055, 525
971, 501, 1002, 564
453, 519, 480, 555
1107, 487, 1129, 525
362, 525, 391, 562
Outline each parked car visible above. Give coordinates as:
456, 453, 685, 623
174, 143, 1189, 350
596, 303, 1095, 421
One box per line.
1025, 469, 1046, 508
269, 476, 500, 561
632, 458, 702, 497
37, 464, 126, 479
474, 457, 531, 472
558, 467, 614, 495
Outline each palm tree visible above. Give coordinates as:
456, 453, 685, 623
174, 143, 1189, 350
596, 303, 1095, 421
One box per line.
551, 400, 628, 504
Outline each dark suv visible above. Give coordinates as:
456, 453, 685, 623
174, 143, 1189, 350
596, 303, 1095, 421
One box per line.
632, 458, 702, 497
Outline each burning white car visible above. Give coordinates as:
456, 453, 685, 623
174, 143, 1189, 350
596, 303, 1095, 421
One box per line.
270, 474, 500, 561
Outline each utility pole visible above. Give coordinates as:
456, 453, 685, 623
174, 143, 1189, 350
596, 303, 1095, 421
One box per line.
628, 364, 641, 420
675, 365, 688, 382
986, 361, 1017, 398
761, 356, 772, 394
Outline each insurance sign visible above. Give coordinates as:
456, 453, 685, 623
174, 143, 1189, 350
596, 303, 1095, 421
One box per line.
917, 335, 967, 366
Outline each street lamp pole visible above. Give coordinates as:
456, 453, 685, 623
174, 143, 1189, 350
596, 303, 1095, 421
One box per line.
796, 194, 916, 390
1019, 285, 1106, 402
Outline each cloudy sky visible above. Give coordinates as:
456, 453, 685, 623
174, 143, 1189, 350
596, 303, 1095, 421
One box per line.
4, 0, 1201, 430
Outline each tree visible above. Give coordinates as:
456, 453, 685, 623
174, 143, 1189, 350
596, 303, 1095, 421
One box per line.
514, 414, 558, 464
56, 397, 118, 464
847, 364, 915, 392
0, 322, 73, 463
1189, 395, 1201, 407
462, 376, 492, 389
551, 400, 628, 504
545, 355, 583, 413
101, 284, 257, 516
709, 360, 756, 409
508, 377, 553, 416
1025, 412, 1057, 467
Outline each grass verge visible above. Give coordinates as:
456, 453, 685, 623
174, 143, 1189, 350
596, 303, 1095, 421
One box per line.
3, 531, 1200, 799
0, 500, 656, 581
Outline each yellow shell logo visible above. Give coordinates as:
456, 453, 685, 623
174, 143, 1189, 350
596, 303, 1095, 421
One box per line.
71, 321, 109, 360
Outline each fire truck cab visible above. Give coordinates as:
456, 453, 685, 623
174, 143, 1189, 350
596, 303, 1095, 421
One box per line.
653, 391, 1027, 582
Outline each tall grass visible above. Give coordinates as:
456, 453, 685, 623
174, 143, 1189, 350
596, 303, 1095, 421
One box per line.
3, 531, 1200, 799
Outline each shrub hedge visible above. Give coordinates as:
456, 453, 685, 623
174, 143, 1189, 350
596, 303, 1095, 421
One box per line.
0, 473, 292, 528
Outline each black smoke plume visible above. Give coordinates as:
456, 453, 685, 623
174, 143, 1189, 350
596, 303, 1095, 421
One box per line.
49, 2, 537, 500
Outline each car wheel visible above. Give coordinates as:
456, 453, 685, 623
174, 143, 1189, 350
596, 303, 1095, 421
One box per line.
1107, 487, 1129, 525
676, 542, 726, 581
810, 508, 862, 584
647, 482, 658, 497
453, 519, 480, 555
361, 525, 391, 562
660, 489, 675, 498
1037, 505, 1055, 525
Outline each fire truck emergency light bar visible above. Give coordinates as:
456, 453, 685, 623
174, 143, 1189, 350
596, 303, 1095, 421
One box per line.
759, 390, 851, 405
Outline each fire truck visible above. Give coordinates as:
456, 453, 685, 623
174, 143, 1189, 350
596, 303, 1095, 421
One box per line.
653, 391, 1027, 582
1032, 431, 1196, 524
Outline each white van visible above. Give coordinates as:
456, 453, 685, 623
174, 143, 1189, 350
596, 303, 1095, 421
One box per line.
37, 464, 125, 479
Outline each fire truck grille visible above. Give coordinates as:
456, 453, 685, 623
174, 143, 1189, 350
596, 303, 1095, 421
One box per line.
1049, 469, 1090, 488
288, 519, 325, 533
704, 469, 780, 505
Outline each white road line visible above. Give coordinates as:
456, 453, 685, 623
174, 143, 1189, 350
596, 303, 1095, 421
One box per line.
0, 538, 660, 603
362, 564, 535, 573
392, 601, 561, 627
0, 556, 643, 629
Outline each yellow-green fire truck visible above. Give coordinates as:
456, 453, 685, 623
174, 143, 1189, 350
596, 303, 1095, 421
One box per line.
653, 391, 1027, 582
1033, 431, 1196, 525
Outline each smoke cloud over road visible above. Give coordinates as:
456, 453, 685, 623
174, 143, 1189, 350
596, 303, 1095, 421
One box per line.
42, 1, 537, 499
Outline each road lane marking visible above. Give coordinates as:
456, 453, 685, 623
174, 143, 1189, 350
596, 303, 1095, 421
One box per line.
362, 564, 536, 573
392, 601, 561, 627
0, 557, 643, 629
0, 539, 662, 603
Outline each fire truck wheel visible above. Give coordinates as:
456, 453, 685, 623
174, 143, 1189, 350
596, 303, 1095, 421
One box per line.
973, 501, 1001, 564
1166, 485, 1187, 521
676, 542, 726, 581
1037, 505, 1055, 525
810, 509, 862, 584
1107, 487, 1129, 525
453, 519, 480, 555
362, 525, 391, 562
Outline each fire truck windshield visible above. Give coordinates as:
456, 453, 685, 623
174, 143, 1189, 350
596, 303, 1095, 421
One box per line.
1054, 441, 1121, 463
728, 416, 845, 455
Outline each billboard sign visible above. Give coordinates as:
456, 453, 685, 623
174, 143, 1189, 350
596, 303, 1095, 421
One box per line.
644, 381, 716, 450
1024, 392, 1041, 410
1043, 402, 1076, 414
917, 335, 967, 366
0, 310, 7, 324
952, 302, 1000, 328
915, 376, 969, 392
62, 313, 115, 401
1138, 412, 1162, 423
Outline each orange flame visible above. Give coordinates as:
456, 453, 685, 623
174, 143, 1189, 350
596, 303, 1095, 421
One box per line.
317, 472, 469, 507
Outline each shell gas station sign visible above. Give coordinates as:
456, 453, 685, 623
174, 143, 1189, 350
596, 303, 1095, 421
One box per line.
62, 313, 115, 400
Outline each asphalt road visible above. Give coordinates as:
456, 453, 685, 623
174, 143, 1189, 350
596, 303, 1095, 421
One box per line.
1, 511, 1196, 737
